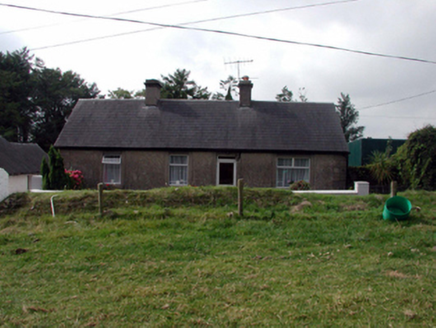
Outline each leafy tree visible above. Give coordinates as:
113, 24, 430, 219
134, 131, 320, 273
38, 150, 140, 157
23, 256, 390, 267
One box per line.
276, 86, 293, 102
276, 86, 308, 102
0, 48, 99, 150
31, 67, 99, 151
394, 125, 436, 190
160, 69, 196, 99
108, 88, 134, 99
160, 68, 211, 100
298, 87, 308, 102
335, 93, 364, 142
192, 85, 211, 99
108, 88, 146, 99
0, 48, 35, 142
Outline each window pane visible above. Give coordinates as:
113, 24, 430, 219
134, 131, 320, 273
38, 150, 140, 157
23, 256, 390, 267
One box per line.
169, 166, 187, 185
169, 155, 188, 185
102, 155, 121, 164
294, 158, 309, 167
104, 164, 121, 184
170, 156, 187, 165
278, 158, 292, 167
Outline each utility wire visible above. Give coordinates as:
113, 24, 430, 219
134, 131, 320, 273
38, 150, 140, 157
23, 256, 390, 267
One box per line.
360, 115, 435, 120
1, 2, 436, 65
21, 0, 362, 51
359, 89, 436, 110
0, 0, 207, 35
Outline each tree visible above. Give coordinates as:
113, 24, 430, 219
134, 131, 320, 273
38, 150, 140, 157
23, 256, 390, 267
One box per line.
276, 86, 308, 102
160, 69, 196, 99
276, 86, 293, 102
0, 48, 100, 150
0, 48, 35, 142
220, 75, 238, 100
368, 138, 395, 185
160, 68, 210, 100
298, 87, 308, 102
394, 125, 436, 190
31, 67, 100, 151
108, 88, 146, 99
42, 146, 69, 190
335, 93, 364, 142
108, 88, 134, 99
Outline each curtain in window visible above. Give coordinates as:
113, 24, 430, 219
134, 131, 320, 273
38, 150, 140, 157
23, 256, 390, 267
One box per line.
104, 164, 121, 184
169, 155, 188, 185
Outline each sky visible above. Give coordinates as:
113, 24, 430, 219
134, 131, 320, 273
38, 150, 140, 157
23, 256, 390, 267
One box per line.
1, 0, 435, 139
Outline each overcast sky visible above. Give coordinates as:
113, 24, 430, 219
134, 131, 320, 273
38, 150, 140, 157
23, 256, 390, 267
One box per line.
1, 0, 435, 139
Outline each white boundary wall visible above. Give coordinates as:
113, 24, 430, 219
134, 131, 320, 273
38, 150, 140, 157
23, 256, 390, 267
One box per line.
293, 181, 370, 196
0, 168, 9, 201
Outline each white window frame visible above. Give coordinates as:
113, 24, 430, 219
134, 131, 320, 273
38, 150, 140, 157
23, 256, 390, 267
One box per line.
216, 158, 237, 186
276, 157, 310, 188
169, 155, 188, 186
102, 155, 121, 185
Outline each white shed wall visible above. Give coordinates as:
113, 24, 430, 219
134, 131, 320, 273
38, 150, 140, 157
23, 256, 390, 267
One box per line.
0, 168, 9, 201
8, 175, 28, 194
29, 175, 43, 190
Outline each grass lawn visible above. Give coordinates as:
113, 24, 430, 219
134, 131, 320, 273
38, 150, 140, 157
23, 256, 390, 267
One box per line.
0, 187, 435, 327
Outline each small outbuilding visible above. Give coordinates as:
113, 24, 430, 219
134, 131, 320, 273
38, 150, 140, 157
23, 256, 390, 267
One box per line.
0, 137, 47, 201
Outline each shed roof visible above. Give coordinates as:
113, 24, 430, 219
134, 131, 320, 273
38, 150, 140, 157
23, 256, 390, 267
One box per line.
0, 137, 47, 175
55, 99, 348, 153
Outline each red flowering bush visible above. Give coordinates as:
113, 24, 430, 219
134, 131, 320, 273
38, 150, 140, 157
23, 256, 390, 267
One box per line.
65, 169, 84, 189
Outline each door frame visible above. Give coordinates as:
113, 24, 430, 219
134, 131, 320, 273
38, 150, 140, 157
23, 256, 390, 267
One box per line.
216, 158, 237, 186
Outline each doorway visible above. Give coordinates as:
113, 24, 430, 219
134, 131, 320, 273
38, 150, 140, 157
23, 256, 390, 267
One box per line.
217, 158, 236, 186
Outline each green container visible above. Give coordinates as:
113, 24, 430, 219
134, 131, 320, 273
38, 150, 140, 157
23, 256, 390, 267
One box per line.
383, 196, 412, 220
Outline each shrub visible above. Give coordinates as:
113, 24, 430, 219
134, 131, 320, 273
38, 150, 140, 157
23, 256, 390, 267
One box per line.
41, 146, 70, 190
289, 180, 310, 190
65, 169, 84, 190
394, 125, 436, 190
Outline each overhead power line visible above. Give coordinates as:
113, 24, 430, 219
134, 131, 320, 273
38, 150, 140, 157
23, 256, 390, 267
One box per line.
21, 0, 362, 51
1, 2, 436, 65
359, 89, 436, 110
0, 0, 207, 35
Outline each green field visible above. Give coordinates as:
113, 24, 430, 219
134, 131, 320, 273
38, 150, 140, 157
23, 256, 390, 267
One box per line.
1, 187, 435, 327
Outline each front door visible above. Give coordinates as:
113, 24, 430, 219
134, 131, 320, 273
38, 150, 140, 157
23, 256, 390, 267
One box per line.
217, 159, 236, 186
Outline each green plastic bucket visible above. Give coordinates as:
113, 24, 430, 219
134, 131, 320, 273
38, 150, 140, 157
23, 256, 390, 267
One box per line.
383, 196, 412, 221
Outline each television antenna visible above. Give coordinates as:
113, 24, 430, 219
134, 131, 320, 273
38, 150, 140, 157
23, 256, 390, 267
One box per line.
224, 59, 253, 80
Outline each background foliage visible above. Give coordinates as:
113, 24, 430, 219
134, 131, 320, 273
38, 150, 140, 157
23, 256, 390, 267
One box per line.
0, 48, 99, 151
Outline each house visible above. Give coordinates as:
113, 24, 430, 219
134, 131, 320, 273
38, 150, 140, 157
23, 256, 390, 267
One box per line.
54, 79, 349, 190
348, 138, 406, 167
0, 137, 47, 201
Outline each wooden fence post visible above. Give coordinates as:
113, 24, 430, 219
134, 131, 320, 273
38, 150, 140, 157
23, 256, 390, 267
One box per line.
390, 181, 397, 198
98, 183, 104, 216
238, 179, 244, 217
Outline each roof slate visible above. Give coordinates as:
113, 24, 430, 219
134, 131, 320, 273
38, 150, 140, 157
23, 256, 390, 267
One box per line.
0, 137, 47, 175
55, 99, 348, 153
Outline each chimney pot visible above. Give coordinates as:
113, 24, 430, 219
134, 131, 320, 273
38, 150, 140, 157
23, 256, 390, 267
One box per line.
144, 79, 162, 106
238, 79, 253, 107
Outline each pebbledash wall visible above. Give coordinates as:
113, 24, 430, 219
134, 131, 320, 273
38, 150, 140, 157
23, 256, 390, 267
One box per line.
60, 149, 347, 190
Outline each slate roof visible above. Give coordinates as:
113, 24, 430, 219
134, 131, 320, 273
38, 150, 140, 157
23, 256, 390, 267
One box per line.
55, 99, 348, 153
0, 137, 47, 175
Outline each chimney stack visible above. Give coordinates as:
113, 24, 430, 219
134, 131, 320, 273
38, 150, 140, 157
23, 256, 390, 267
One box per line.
144, 79, 162, 106
238, 76, 253, 107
